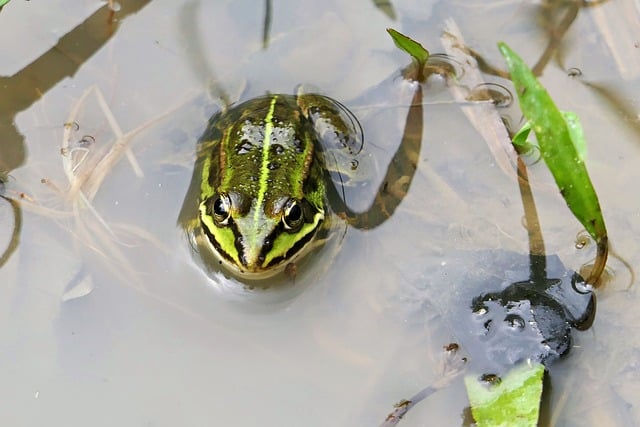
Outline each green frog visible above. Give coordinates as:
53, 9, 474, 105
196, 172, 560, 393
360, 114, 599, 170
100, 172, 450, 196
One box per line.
180, 87, 423, 282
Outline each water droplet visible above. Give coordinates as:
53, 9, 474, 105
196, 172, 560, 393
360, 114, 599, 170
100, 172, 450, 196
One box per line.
78, 135, 95, 147
423, 53, 465, 81
567, 67, 582, 77
236, 139, 253, 154
267, 162, 280, 170
480, 373, 501, 386
574, 230, 590, 249
473, 305, 488, 316
504, 314, 525, 330
64, 121, 80, 131
467, 83, 513, 108
572, 273, 593, 294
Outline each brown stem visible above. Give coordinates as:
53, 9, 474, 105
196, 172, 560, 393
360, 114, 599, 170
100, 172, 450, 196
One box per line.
586, 236, 608, 286
516, 157, 546, 264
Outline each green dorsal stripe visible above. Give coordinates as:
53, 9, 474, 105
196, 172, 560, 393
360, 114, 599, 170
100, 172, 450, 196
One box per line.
243, 95, 279, 253
254, 96, 278, 223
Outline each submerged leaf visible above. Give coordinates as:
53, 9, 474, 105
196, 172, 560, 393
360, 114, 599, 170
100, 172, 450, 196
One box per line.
499, 42, 606, 244
465, 362, 545, 427
386, 28, 429, 67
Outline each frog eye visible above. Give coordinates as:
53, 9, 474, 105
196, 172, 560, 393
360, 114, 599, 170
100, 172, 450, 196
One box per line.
282, 199, 303, 232
211, 193, 231, 226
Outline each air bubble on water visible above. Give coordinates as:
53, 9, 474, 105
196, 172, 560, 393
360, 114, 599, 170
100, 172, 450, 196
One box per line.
574, 230, 591, 249
237, 139, 253, 154
572, 273, 593, 294
567, 67, 582, 77
504, 313, 525, 330
64, 121, 80, 131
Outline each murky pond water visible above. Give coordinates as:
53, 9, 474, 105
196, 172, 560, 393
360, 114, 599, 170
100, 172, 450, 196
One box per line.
1, 0, 639, 425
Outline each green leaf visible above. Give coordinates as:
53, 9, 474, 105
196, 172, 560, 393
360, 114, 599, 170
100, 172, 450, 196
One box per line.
511, 121, 532, 149
562, 111, 587, 161
465, 363, 545, 427
386, 28, 429, 67
0, 0, 11, 7
499, 42, 607, 243
512, 112, 586, 160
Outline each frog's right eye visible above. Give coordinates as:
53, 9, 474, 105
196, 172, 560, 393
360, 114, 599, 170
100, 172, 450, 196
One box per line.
282, 198, 304, 232
210, 194, 231, 226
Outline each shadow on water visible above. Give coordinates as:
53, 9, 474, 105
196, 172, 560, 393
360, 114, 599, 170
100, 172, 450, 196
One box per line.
0, 0, 153, 268
531, 0, 610, 75
379, 155, 597, 426
0, 0, 153, 174
379, 22, 609, 419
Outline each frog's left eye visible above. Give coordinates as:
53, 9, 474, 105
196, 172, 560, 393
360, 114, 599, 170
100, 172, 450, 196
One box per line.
211, 193, 232, 226
282, 199, 303, 232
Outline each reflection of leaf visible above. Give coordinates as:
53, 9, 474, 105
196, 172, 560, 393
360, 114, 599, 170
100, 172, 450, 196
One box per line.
0, 195, 21, 269
465, 362, 544, 427
499, 42, 607, 247
372, 0, 396, 20
262, 0, 272, 49
386, 28, 429, 67
343, 85, 423, 229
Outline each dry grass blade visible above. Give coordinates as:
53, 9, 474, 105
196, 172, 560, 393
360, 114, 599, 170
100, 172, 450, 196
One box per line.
441, 19, 519, 182
13, 84, 189, 287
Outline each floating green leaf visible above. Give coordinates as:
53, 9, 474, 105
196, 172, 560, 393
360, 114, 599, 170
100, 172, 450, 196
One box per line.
0, 0, 11, 7
465, 363, 545, 427
499, 42, 607, 246
562, 111, 587, 161
512, 111, 586, 161
386, 28, 429, 67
